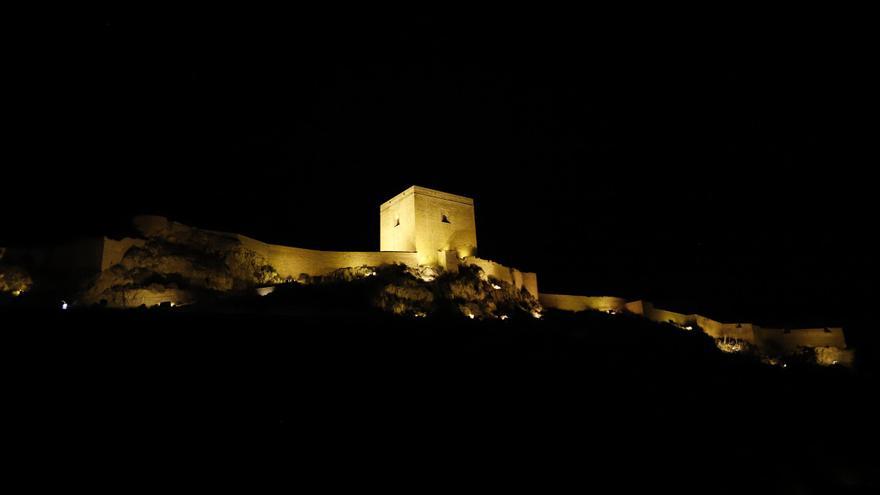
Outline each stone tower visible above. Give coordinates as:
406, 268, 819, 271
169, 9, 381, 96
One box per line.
379, 186, 478, 266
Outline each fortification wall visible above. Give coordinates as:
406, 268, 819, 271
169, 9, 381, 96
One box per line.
625, 300, 646, 315
718, 323, 758, 344
642, 302, 695, 327
462, 257, 538, 298
379, 189, 417, 252
234, 234, 420, 280
539, 292, 847, 353
413, 187, 478, 265
694, 315, 757, 343
755, 327, 847, 353
539, 294, 628, 313
521, 272, 539, 301
118, 288, 192, 308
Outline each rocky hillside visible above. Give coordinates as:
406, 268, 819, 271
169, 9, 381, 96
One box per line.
78, 220, 282, 308
235, 263, 542, 320
74, 218, 542, 319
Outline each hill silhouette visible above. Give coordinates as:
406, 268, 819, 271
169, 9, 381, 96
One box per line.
3, 297, 876, 491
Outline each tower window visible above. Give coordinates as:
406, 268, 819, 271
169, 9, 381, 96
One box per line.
441, 214, 451, 223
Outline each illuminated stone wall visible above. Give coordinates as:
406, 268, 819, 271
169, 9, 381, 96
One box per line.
695, 315, 758, 343
641, 302, 694, 327
541, 295, 848, 354
538, 294, 628, 312
379, 188, 417, 253
624, 300, 646, 315
463, 256, 538, 298
86, 191, 851, 358
117, 288, 191, 308
755, 327, 847, 353
232, 233, 420, 280
521, 272, 539, 301
381, 186, 477, 265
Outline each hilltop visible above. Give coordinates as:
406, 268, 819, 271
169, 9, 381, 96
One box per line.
2, 292, 877, 490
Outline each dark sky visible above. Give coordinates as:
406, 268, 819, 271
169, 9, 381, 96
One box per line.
5, 9, 874, 326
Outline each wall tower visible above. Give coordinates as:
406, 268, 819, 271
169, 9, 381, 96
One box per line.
380, 186, 477, 265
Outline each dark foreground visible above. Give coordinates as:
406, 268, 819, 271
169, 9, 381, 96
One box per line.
3, 306, 877, 492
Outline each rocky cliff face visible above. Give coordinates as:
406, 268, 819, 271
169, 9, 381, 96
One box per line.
78, 218, 282, 307
322, 263, 542, 319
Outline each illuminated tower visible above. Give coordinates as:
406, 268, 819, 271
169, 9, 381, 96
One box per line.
379, 186, 477, 266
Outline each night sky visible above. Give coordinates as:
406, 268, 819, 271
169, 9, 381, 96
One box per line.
5, 10, 874, 327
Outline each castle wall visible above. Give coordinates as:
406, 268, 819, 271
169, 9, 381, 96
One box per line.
462, 256, 538, 298
539, 294, 629, 313
694, 315, 757, 343
438, 250, 461, 272
624, 300, 646, 315
755, 327, 847, 354
379, 190, 417, 253
522, 272, 539, 300
718, 323, 758, 344
641, 302, 695, 327
116, 288, 192, 308
233, 233, 420, 280
539, 293, 847, 353
411, 187, 477, 265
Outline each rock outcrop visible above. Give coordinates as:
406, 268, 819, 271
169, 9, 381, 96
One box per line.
322, 263, 542, 319
74, 216, 541, 317
78, 218, 282, 307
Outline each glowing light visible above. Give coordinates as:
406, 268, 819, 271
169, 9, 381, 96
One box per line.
61, 301, 68, 310
467, 313, 475, 319
414, 312, 426, 318
715, 340, 743, 353
531, 310, 542, 319
12, 290, 22, 297
684, 325, 693, 331
782, 364, 788, 368
170, 302, 176, 307
256, 286, 275, 297
500, 315, 509, 320
832, 360, 838, 365
492, 284, 501, 290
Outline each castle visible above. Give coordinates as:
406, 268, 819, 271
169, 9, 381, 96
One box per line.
5, 185, 851, 363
